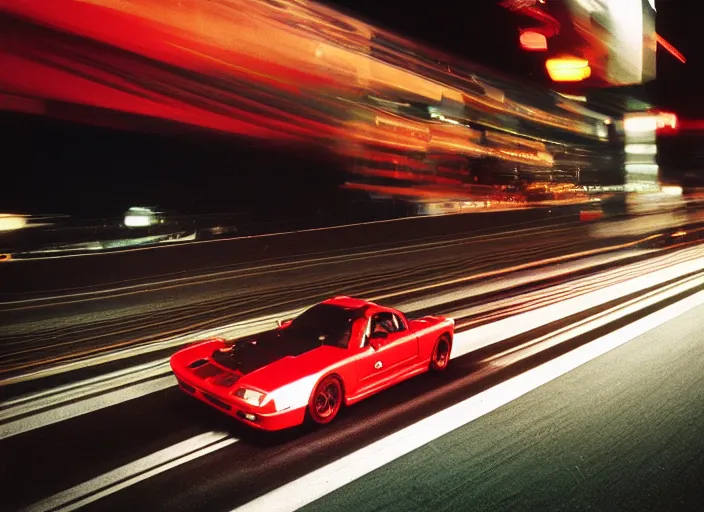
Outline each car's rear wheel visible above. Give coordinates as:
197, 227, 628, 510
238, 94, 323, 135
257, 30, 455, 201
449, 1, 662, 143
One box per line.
309, 375, 343, 425
430, 335, 451, 371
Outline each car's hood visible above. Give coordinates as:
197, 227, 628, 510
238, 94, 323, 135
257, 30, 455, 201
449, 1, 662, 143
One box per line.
224, 329, 320, 373
207, 329, 346, 391
241, 346, 346, 392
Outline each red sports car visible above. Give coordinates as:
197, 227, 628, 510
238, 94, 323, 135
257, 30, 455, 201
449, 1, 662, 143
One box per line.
170, 296, 455, 430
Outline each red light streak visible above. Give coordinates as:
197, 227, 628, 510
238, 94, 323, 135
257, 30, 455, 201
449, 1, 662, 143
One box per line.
656, 33, 686, 64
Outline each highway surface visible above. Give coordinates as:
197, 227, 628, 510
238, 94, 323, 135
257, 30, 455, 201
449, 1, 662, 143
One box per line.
0, 211, 609, 385
2, 245, 704, 512
296, 296, 704, 512
5, 206, 700, 394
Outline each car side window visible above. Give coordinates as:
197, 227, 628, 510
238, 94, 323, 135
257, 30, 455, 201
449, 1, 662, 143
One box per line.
371, 312, 406, 335
391, 313, 407, 332
371, 312, 394, 335
362, 311, 407, 347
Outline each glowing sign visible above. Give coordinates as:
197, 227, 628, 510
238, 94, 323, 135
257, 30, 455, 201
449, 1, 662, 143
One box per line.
623, 112, 677, 133
520, 30, 548, 51
655, 112, 678, 131
545, 57, 591, 82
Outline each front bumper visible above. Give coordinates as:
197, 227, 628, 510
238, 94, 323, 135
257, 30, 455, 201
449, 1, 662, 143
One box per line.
176, 377, 306, 431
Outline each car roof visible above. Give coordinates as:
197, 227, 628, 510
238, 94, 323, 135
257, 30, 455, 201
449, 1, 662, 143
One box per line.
322, 295, 376, 309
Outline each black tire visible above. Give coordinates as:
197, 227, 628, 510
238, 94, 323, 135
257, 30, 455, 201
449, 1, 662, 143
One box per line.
308, 375, 343, 425
430, 335, 452, 372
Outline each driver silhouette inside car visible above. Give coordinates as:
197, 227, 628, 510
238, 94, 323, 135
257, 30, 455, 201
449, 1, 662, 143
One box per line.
368, 313, 402, 347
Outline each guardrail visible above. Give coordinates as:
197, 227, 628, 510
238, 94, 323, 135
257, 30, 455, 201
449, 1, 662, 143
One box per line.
0, 205, 581, 295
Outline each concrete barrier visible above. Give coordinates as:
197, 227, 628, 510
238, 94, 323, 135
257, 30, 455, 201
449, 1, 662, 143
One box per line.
0, 206, 580, 295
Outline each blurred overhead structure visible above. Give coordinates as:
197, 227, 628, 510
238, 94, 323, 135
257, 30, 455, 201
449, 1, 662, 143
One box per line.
502, 0, 690, 196
0, 0, 636, 211
504, 0, 661, 87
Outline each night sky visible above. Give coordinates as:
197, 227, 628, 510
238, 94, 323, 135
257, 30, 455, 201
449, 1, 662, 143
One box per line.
655, 0, 703, 115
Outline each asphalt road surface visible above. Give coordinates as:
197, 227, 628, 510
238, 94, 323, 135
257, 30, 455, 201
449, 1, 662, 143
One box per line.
3, 278, 703, 512
1, 216, 616, 381
299, 296, 704, 512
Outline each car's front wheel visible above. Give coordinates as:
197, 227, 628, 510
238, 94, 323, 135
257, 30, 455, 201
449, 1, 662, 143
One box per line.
308, 375, 343, 425
430, 334, 452, 371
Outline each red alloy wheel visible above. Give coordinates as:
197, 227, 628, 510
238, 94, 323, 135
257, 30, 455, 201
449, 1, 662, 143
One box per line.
431, 335, 451, 371
309, 375, 343, 424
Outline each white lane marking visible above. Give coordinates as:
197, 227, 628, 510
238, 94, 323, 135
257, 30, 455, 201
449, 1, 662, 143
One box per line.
0, 375, 176, 440
0, 359, 169, 411
485, 272, 704, 366
0, 307, 303, 387
449, 252, 704, 359
0, 247, 654, 387
234, 290, 704, 512
5, 248, 703, 435
395, 249, 655, 312
25, 431, 238, 512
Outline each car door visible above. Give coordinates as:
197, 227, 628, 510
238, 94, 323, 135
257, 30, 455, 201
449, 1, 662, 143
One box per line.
356, 311, 419, 391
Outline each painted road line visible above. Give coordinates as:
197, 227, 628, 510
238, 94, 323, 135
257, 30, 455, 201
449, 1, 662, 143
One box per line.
396, 248, 655, 312
0, 248, 657, 408
481, 271, 704, 366
234, 290, 704, 512
368, 235, 659, 302
5, 249, 703, 436
0, 306, 303, 387
25, 431, 238, 512
0, 375, 176, 440
0, 360, 170, 423
449, 251, 704, 359
0, 246, 659, 387
0, 359, 169, 412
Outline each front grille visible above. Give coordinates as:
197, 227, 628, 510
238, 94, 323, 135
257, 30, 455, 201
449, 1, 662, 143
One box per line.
203, 393, 232, 411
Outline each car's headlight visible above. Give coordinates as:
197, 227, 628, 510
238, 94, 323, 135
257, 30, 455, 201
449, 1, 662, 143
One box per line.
234, 388, 266, 406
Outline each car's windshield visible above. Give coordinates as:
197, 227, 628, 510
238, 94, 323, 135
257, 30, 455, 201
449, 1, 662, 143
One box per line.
288, 303, 363, 349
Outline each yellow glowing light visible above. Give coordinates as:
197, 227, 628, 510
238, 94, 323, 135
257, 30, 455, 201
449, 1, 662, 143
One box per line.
661, 185, 683, 196
0, 214, 27, 232
545, 57, 591, 82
